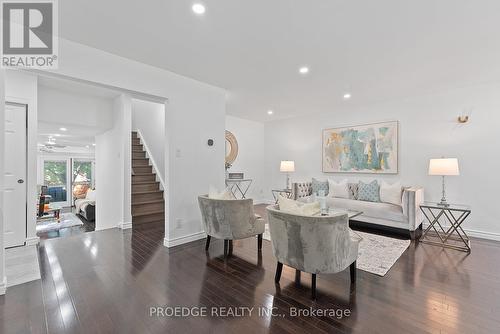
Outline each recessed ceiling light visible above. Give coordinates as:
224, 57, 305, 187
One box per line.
86, 145, 90, 148
299, 66, 309, 74
192, 3, 206, 15
92, 143, 96, 146
267, 110, 274, 115
54, 133, 61, 137
59, 127, 67, 131
343, 93, 352, 100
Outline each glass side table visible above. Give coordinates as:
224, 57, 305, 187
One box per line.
419, 202, 471, 252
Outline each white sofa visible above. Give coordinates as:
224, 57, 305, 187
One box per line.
292, 181, 424, 239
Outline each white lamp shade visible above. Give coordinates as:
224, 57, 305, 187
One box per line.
280, 160, 295, 172
428, 158, 460, 176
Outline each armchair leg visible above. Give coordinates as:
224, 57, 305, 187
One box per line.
223, 240, 229, 258
205, 236, 211, 251
275, 262, 283, 283
311, 274, 317, 300
350, 261, 357, 284
295, 269, 301, 286
228, 240, 233, 256
257, 234, 263, 251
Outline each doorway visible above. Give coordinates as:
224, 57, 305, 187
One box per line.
3, 102, 28, 248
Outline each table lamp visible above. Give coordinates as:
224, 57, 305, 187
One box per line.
280, 161, 295, 190
428, 158, 460, 207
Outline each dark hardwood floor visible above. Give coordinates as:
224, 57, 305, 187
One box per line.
2, 209, 500, 333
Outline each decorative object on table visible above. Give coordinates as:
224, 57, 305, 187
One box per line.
280, 160, 295, 189
323, 121, 398, 174
311, 178, 329, 196
428, 158, 459, 207
271, 189, 292, 204
198, 195, 265, 258
225, 178, 252, 199
419, 202, 471, 252
267, 205, 360, 299
36, 213, 83, 233
291, 180, 425, 240
228, 172, 244, 180
225, 130, 238, 166
277, 195, 320, 216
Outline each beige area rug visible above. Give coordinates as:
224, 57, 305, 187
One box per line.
263, 224, 410, 276
5, 245, 41, 287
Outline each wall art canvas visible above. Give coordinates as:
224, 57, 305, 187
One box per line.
322, 121, 398, 174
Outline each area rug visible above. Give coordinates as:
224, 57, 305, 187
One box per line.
36, 213, 83, 233
5, 245, 41, 287
263, 225, 410, 277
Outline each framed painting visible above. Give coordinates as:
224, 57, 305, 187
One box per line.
322, 121, 398, 174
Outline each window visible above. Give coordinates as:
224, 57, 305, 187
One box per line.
43, 160, 68, 203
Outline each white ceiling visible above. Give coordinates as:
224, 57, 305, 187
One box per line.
58, 1, 500, 122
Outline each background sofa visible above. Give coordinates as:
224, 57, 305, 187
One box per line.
292, 181, 424, 239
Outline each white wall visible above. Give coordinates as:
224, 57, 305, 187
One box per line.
38, 85, 113, 130
95, 94, 131, 230
4, 71, 38, 245
132, 99, 165, 183
0, 69, 5, 294
225, 116, 266, 202
264, 82, 500, 239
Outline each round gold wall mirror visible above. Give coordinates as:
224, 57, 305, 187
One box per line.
225, 130, 238, 166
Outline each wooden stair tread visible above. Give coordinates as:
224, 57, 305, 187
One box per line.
132, 190, 163, 195
132, 199, 164, 206
132, 210, 165, 217
132, 173, 156, 176
132, 181, 158, 185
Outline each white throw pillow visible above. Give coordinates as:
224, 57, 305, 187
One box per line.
328, 179, 349, 199
278, 195, 320, 215
380, 181, 402, 205
208, 185, 234, 200
86, 189, 96, 201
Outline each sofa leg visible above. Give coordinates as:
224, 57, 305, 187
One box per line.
275, 262, 283, 284
223, 240, 228, 258
350, 261, 357, 284
311, 274, 317, 299
205, 236, 211, 251
257, 234, 263, 251
228, 240, 233, 256
409, 230, 416, 240
295, 269, 301, 286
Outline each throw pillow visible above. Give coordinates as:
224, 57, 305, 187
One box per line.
312, 178, 329, 196
208, 185, 234, 200
328, 179, 349, 199
380, 181, 402, 205
86, 189, 96, 201
357, 180, 380, 202
278, 195, 320, 216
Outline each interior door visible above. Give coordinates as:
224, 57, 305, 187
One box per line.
3, 103, 27, 248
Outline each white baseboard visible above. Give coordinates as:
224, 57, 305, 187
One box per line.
117, 221, 132, 230
25, 236, 40, 246
423, 223, 500, 241
163, 231, 207, 248
0, 276, 7, 295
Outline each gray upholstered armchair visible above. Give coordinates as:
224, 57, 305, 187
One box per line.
198, 195, 265, 257
267, 205, 361, 299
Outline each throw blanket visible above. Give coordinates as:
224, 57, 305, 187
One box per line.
75, 199, 95, 213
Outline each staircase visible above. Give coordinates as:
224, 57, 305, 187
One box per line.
131, 131, 165, 228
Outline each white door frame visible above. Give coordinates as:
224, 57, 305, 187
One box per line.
4, 102, 28, 248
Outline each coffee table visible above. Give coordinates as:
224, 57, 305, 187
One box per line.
317, 208, 363, 220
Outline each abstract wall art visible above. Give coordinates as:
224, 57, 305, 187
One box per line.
322, 121, 398, 174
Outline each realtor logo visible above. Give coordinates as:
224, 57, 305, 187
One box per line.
1, 0, 58, 68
